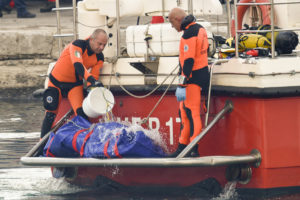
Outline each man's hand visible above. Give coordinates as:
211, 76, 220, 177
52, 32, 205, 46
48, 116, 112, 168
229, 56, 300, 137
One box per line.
87, 81, 104, 93
92, 81, 104, 88
87, 76, 104, 88
175, 86, 186, 102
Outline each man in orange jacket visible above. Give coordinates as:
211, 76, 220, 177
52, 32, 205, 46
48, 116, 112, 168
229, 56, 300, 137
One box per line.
40, 28, 108, 139
168, 8, 210, 157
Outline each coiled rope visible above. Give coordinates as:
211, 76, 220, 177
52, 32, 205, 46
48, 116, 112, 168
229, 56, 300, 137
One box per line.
109, 63, 179, 126
112, 64, 179, 98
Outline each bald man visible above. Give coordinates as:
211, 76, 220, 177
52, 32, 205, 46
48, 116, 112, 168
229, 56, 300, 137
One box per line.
40, 29, 108, 139
168, 8, 210, 157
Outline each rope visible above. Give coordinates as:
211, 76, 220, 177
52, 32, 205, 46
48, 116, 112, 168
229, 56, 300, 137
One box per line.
104, 57, 118, 121
77, 18, 116, 29
98, 87, 115, 121
113, 64, 179, 98
105, 61, 179, 125
77, 21, 107, 28
144, 24, 157, 56
139, 68, 178, 126
66, 119, 87, 129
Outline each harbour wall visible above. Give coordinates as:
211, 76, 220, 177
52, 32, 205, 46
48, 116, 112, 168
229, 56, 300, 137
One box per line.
0, 2, 228, 99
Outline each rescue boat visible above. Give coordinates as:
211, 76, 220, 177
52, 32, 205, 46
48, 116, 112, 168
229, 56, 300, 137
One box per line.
21, 0, 300, 197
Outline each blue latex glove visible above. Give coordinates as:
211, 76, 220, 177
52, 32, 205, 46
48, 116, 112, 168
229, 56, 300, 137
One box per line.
175, 87, 186, 102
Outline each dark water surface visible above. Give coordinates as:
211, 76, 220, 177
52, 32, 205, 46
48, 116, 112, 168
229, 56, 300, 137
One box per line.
0, 99, 299, 200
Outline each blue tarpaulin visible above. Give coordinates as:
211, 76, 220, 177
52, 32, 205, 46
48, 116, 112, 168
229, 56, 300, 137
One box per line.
43, 116, 166, 158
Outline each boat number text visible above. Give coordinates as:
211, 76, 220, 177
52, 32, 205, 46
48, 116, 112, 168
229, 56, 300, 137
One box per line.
116, 117, 181, 145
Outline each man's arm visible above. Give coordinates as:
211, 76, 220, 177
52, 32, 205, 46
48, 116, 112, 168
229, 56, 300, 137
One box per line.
181, 31, 198, 79
69, 40, 95, 84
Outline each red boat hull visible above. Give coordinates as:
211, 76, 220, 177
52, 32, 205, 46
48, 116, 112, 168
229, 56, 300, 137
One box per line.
53, 93, 300, 190
72, 166, 227, 188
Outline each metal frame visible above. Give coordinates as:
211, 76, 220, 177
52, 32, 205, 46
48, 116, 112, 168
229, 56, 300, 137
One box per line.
53, 0, 77, 54
205, 59, 229, 127
177, 100, 234, 158
116, 0, 120, 57
233, 0, 300, 59
21, 150, 261, 167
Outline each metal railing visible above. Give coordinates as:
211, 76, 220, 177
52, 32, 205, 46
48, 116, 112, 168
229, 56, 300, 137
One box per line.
53, 0, 77, 55
177, 100, 234, 159
205, 59, 229, 127
21, 150, 261, 167
233, 0, 300, 59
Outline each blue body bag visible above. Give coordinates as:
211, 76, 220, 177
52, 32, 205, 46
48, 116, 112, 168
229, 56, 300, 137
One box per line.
43, 116, 166, 158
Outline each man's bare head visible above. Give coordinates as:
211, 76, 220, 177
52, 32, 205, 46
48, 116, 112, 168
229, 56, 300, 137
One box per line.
168, 7, 187, 32
89, 29, 108, 54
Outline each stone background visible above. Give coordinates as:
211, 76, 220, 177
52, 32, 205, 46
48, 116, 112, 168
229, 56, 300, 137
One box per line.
0, 1, 228, 99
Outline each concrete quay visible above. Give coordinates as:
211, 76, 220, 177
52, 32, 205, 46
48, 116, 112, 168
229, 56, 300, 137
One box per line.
0, 1, 73, 99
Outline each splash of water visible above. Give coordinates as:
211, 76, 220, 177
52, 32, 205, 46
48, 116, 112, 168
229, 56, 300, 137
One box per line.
34, 177, 86, 195
0, 168, 87, 200
110, 166, 120, 177
211, 181, 238, 200
94, 115, 169, 152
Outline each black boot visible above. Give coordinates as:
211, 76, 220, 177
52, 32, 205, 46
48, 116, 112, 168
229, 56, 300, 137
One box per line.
17, 10, 36, 18
40, 112, 56, 139
38, 112, 56, 156
189, 144, 200, 157
169, 143, 187, 157
40, 2, 55, 13
0, 9, 3, 17
3, 5, 12, 13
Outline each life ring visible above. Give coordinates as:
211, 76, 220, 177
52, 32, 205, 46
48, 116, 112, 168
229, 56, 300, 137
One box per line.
231, 0, 271, 36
